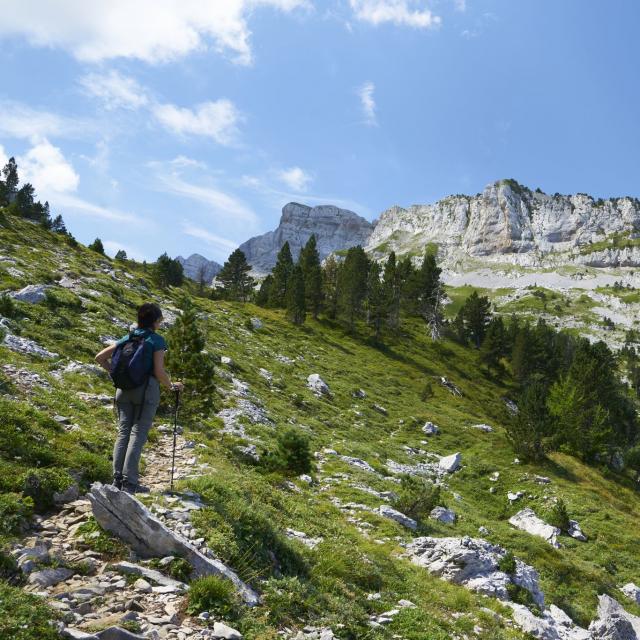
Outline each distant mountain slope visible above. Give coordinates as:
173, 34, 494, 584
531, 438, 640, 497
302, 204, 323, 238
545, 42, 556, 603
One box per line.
366, 180, 640, 268
238, 202, 374, 274
176, 253, 221, 283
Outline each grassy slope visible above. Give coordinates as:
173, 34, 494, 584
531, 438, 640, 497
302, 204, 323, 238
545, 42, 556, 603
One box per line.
1, 212, 640, 638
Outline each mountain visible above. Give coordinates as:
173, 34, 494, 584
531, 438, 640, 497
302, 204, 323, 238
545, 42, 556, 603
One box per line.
366, 179, 640, 268
175, 253, 222, 283
238, 202, 374, 274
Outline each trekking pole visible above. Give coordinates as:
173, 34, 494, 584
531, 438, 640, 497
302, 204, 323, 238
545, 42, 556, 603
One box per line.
170, 388, 181, 494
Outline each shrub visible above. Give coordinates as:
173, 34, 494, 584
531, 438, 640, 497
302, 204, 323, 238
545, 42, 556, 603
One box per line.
0, 493, 34, 535
267, 428, 313, 475
498, 551, 517, 574
547, 498, 571, 532
187, 575, 237, 618
0, 550, 20, 582
76, 517, 128, 558
393, 475, 441, 522
0, 583, 60, 640
167, 557, 192, 583
0, 293, 16, 318
261, 576, 312, 627
21, 468, 73, 512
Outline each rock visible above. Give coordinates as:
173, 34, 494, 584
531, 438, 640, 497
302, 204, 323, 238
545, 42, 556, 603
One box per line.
535, 475, 551, 484
95, 627, 147, 640
133, 577, 152, 592
28, 566, 73, 587
54, 483, 80, 506
235, 444, 260, 462
10, 284, 48, 303
509, 508, 561, 548
340, 455, 376, 474
88, 483, 259, 606
567, 520, 587, 542
422, 421, 440, 436
621, 583, 640, 605
509, 603, 591, 640
211, 622, 243, 639
429, 506, 457, 524
352, 388, 366, 398
62, 630, 100, 640
610, 450, 626, 472
376, 505, 417, 530
438, 452, 461, 473
3, 333, 58, 358
508, 491, 525, 502
405, 536, 544, 607
286, 528, 323, 549
372, 404, 388, 416
250, 317, 263, 330
109, 561, 187, 591
220, 356, 234, 366
471, 423, 494, 433
307, 374, 330, 396
238, 202, 374, 275
589, 594, 640, 639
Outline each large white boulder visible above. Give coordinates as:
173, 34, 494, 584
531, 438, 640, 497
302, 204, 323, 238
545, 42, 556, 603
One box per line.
376, 505, 417, 530
422, 421, 440, 436
10, 284, 48, 303
307, 373, 331, 396
438, 452, 461, 473
621, 583, 640, 605
405, 536, 544, 606
589, 594, 640, 638
509, 508, 561, 548
429, 506, 456, 524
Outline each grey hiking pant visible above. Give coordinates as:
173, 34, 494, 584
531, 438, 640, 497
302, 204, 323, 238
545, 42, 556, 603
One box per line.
113, 376, 160, 487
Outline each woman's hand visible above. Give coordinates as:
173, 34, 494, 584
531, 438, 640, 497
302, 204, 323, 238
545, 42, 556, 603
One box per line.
171, 381, 185, 392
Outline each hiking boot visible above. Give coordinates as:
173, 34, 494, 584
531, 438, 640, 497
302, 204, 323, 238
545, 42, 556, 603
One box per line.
112, 477, 123, 490
122, 482, 150, 495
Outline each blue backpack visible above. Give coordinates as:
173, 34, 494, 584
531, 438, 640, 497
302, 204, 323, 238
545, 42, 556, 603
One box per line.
110, 332, 150, 390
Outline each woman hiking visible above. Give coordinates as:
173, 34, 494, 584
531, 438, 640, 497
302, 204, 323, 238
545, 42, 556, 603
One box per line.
95, 303, 184, 494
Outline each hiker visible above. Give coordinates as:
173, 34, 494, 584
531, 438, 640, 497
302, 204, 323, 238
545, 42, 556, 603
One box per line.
95, 303, 184, 493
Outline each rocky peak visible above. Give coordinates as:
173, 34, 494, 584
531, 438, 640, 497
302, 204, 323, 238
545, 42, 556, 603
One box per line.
175, 253, 221, 284
238, 202, 374, 274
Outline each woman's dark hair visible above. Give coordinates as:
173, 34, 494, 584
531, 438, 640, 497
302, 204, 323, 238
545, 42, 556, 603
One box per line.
137, 303, 163, 329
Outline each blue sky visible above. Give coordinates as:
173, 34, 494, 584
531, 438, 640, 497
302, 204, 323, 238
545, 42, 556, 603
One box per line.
0, 0, 638, 263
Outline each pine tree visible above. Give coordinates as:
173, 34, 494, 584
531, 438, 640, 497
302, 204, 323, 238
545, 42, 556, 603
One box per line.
165, 296, 216, 417
511, 323, 531, 383
256, 275, 273, 307
15, 183, 36, 218
216, 249, 254, 301
322, 255, 339, 320
154, 253, 184, 288
337, 246, 369, 331
506, 377, 550, 462
382, 252, 401, 330
480, 316, 507, 375
268, 242, 293, 307
461, 291, 492, 348
2, 157, 18, 193
286, 265, 306, 325
299, 235, 323, 319
114, 249, 127, 261
88, 238, 105, 254
416, 250, 444, 340
366, 261, 385, 341
51, 214, 67, 234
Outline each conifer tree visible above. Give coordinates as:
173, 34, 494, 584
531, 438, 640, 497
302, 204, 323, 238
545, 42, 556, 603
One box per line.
366, 261, 385, 341
256, 275, 273, 307
88, 238, 105, 254
337, 246, 369, 331
299, 235, 323, 319
165, 296, 216, 417
51, 214, 67, 234
461, 291, 492, 348
268, 241, 293, 307
154, 253, 184, 288
506, 377, 550, 462
216, 249, 254, 301
416, 250, 444, 340
480, 316, 507, 375
322, 255, 339, 320
2, 157, 18, 193
382, 252, 401, 330
286, 265, 306, 325
114, 249, 127, 261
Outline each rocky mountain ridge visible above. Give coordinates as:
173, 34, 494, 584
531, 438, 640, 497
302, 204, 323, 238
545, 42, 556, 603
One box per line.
236, 181, 640, 274
175, 253, 221, 284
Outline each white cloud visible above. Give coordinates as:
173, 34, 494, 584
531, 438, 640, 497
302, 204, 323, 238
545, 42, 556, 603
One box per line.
18, 139, 80, 197
0, 0, 308, 66
349, 0, 441, 28
79, 70, 149, 110
181, 223, 239, 254
153, 100, 240, 144
159, 173, 258, 226
358, 81, 377, 126
277, 166, 312, 192
0, 101, 88, 142
0, 144, 8, 168
54, 193, 143, 223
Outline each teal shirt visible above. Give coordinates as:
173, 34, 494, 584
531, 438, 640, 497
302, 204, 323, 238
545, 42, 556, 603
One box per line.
116, 328, 167, 376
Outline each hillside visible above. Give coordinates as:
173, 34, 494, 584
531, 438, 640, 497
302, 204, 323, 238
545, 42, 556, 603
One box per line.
2, 211, 640, 640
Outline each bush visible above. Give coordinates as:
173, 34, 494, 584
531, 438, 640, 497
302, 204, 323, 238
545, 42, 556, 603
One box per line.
261, 576, 312, 627
76, 517, 128, 558
187, 575, 237, 618
0, 493, 34, 535
498, 551, 517, 574
547, 498, 570, 532
392, 475, 441, 522
267, 428, 313, 476
167, 558, 192, 583
21, 468, 74, 512
0, 582, 60, 640
0, 549, 20, 582
0, 293, 16, 318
